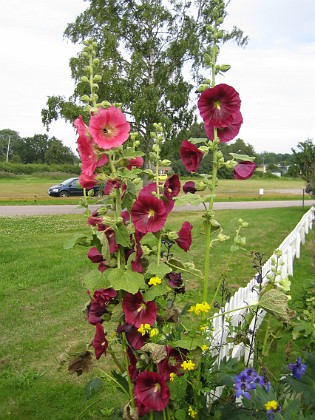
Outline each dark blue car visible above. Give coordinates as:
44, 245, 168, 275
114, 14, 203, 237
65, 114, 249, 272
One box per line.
48, 177, 101, 197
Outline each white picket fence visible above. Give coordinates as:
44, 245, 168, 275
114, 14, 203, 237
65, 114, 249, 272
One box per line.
209, 206, 315, 369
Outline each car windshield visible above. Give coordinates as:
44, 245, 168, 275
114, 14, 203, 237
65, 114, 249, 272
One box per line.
60, 178, 78, 186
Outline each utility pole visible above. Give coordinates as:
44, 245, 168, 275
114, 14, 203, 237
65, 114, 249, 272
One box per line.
6, 136, 11, 163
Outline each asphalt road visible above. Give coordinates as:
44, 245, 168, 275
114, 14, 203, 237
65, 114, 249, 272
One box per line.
0, 200, 312, 217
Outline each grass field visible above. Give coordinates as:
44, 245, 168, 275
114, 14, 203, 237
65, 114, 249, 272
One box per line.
0, 174, 309, 205
0, 207, 313, 418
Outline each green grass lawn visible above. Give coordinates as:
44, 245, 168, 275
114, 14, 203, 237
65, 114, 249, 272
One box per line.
0, 175, 309, 205
0, 207, 313, 418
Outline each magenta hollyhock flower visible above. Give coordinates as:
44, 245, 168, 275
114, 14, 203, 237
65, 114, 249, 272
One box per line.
234, 161, 256, 180
127, 156, 144, 170
183, 181, 197, 194
198, 84, 241, 128
122, 292, 157, 328
205, 111, 243, 143
157, 346, 187, 381
88, 247, 104, 263
176, 221, 193, 252
92, 323, 108, 359
135, 371, 170, 412
89, 106, 130, 150
180, 140, 204, 172
164, 174, 181, 200
79, 172, 98, 189
131, 193, 167, 233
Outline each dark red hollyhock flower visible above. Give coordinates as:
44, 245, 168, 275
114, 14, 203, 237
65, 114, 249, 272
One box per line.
121, 210, 130, 224
88, 288, 117, 324
167, 272, 185, 294
135, 371, 170, 412
234, 161, 256, 180
127, 156, 144, 170
164, 174, 181, 200
122, 292, 157, 328
88, 247, 104, 263
89, 106, 130, 150
93, 288, 117, 305
131, 193, 167, 233
117, 323, 148, 350
127, 347, 140, 382
92, 323, 108, 359
183, 181, 197, 194
205, 111, 243, 143
176, 221, 193, 252
180, 140, 204, 172
79, 172, 98, 189
198, 84, 241, 128
157, 346, 187, 381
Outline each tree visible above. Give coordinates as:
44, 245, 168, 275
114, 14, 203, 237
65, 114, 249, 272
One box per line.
41, 0, 247, 161
45, 138, 77, 164
292, 139, 315, 194
0, 129, 21, 162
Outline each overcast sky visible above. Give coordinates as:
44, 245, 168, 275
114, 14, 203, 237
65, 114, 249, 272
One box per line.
1, 0, 314, 154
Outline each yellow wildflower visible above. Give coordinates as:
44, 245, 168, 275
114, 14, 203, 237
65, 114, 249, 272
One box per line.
201, 345, 209, 352
148, 276, 162, 286
265, 400, 279, 411
169, 373, 176, 382
137, 323, 151, 336
200, 324, 207, 332
181, 360, 196, 371
188, 301, 211, 315
188, 406, 197, 418
150, 328, 159, 338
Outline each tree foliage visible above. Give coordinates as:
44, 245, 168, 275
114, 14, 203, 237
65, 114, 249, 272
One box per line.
41, 0, 248, 160
292, 139, 315, 194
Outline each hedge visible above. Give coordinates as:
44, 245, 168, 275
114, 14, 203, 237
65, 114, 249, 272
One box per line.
0, 163, 81, 175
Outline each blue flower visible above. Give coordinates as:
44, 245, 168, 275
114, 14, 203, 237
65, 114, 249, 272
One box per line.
288, 357, 307, 380
233, 367, 270, 399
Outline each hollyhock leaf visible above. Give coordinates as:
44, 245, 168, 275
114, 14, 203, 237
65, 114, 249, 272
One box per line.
229, 153, 255, 162
110, 370, 130, 395
167, 258, 202, 279
83, 270, 111, 296
169, 378, 187, 403
121, 190, 135, 213
115, 224, 130, 247
64, 233, 90, 249
174, 409, 187, 420
174, 194, 194, 207
143, 284, 171, 301
259, 289, 296, 322
83, 377, 103, 401
123, 149, 145, 158
189, 137, 208, 144
108, 268, 145, 294
147, 262, 172, 279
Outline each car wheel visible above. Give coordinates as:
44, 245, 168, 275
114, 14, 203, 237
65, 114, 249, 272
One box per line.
59, 191, 70, 197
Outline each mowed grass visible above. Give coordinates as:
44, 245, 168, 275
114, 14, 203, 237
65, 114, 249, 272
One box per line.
0, 175, 308, 205
0, 207, 313, 418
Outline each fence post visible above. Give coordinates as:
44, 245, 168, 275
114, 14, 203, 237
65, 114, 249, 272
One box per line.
287, 245, 293, 276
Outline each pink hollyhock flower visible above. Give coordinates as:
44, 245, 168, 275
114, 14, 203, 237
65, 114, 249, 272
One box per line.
234, 161, 256, 180
117, 323, 148, 350
198, 84, 241, 128
92, 323, 108, 359
180, 140, 204, 172
89, 106, 130, 150
164, 174, 181, 200
127, 156, 144, 170
74, 115, 89, 137
135, 371, 170, 412
183, 181, 197, 194
157, 346, 187, 381
205, 111, 243, 143
176, 221, 193, 252
122, 292, 157, 328
79, 172, 98, 189
131, 194, 167, 233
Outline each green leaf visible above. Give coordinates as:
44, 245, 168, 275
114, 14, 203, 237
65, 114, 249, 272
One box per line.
121, 190, 135, 212
167, 258, 202, 279
64, 233, 90, 249
259, 289, 296, 322
108, 268, 145, 294
83, 270, 111, 295
189, 137, 208, 144
123, 149, 145, 158
143, 284, 170, 301
229, 153, 256, 162
292, 322, 313, 340
110, 370, 129, 395
175, 409, 187, 420
83, 377, 103, 401
172, 336, 206, 350
147, 262, 171, 278
115, 223, 130, 247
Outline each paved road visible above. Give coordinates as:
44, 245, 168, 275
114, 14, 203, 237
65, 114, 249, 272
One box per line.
0, 200, 312, 217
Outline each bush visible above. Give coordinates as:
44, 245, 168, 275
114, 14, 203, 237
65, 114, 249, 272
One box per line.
0, 163, 81, 175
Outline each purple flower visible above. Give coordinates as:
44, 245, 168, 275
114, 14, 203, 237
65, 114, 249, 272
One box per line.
288, 357, 307, 380
233, 368, 270, 399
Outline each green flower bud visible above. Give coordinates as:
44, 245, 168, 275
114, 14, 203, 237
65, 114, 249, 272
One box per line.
220, 64, 231, 72
93, 74, 102, 82
160, 159, 171, 166
101, 101, 111, 108
84, 66, 91, 73
199, 146, 209, 154
82, 51, 89, 58
196, 84, 210, 92
80, 95, 91, 102
195, 181, 207, 191
134, 140, 140, 147
150, 132, 157, 138
107, 258, 117, 268
152, 144, 159, 152
80, 76, 89, 83
217, 151, 223, 159
114, 103, 122, 108
168, 231, 179, 240
203, 53, 213, 66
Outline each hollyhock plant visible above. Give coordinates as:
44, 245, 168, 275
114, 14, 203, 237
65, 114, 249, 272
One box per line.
89, 106, 130, 150
122, 292, 157, 328
134, 371, 170, 412
198, 83, 241, 128
234, 161, 256, 180
180, 140, 204, 172
92, 323, 108, 359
